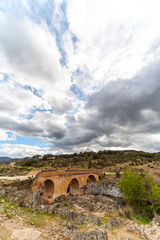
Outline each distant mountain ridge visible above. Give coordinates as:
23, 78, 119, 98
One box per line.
0, 157, 22, 162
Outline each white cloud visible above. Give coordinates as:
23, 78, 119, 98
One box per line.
0, 130, 16, 141
0, 143, 49, 158
64, 0, 160, 93
0, 80, 46, 117
0, 73, 3, 81
8, 134, 17, 141
0, 130, 8, 141
0, 13, 73, 113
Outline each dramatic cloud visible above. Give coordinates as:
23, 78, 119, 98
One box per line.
54, 60, 160, 152
0, 110, 67, 141
0, 0, 160, 157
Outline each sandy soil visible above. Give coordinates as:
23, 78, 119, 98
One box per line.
0, 176, 33, 181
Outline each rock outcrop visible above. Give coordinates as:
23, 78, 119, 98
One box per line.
106, 217, 122, 229
125, 218, 160, 240
87, 180, 123, 198
66, 230, 108, 240
0, 186, 101, 225
69, 194, 120, 213
56, 208, 100, 225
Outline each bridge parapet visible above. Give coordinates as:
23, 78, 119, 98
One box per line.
35, 169, 103, 178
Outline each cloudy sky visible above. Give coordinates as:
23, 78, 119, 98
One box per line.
0, 0, 160, 158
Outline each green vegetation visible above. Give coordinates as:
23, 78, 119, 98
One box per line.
7, 178, 34, 191
99, 217, 109, 225
119, 170, 160, 219
26, 212, 56, 227
3, 205, 12, 219
121, 204, 150, 224
100, 173, 108, 181
0, 165, 31, 176
131, 213, 150, 224
0, 150, 159, 177
0, 178, 34, 191
0, 198, 59, 228
15, 150, 158, 170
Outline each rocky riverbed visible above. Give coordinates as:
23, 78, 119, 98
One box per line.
0, 183, 160, 240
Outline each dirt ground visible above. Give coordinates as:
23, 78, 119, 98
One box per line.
0, 197, 147, 240
0, 213, 144, 240
0, 209, 66, 240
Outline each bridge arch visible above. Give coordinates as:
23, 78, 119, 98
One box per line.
67, 178, 79, 195
87, 174, 97, 184
43, 179, 54, 202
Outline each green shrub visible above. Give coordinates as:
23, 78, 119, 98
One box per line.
119, 170, 160, 219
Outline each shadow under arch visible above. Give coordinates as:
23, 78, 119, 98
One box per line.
43, 179, 54, 202
87, 175, 97, 184
67, 178, 80, 195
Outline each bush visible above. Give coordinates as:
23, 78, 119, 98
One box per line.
119, 170, 160, 219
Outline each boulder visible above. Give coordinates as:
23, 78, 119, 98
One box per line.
106, 217, 122, 229
144, 224, 160, 240
68, 230, 108, 240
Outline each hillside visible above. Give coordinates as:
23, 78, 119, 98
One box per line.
15, 150, 160, 169
0, 157, 22, 162
0, 157, 13, 162
0, 150, 160, 177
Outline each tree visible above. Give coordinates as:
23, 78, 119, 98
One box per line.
32, 155, 41, 159
42, 154, 54, 160
119, 170, 160, 219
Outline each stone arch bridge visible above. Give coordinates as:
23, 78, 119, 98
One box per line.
32, 169, 103, 204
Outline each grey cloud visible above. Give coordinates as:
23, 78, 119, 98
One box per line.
0, 113, 66, 141
86, 61, 160, 131
0, 117, 42, 136
55, 129, 97, 147
42, 123, 66, 140
54, 60, 160, 151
